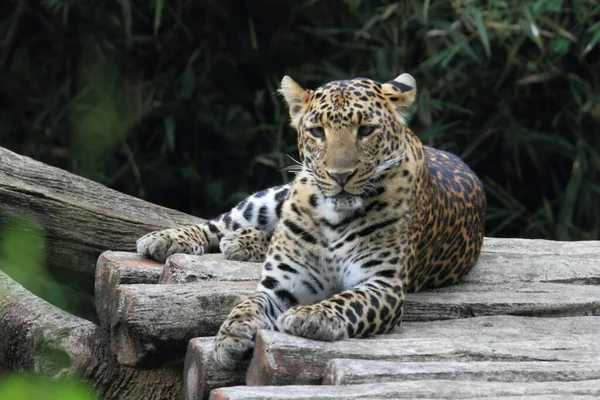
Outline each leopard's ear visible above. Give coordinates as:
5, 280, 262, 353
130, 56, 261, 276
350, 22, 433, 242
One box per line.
381, 73, 417, 124
280, 76, 311, 126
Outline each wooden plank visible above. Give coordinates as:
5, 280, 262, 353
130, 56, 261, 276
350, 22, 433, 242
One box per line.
95, 251, 163, 329
246, 327, 600, 386
322, 359, 600, 385
0, 269, 182, 400
209, 380, 600, 399
389, 314, 600, 338
468, 238, 600, 286
481, 237, 600, 256
158, 254, 261, 284
109, 281, 255, 368
184, 337, 249, 400
403, 283, 600, 321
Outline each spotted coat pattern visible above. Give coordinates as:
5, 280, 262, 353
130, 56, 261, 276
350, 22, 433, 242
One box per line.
136, 73, 486, 369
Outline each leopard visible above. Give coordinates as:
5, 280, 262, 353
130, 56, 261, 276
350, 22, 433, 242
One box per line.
136, 73, 486, 369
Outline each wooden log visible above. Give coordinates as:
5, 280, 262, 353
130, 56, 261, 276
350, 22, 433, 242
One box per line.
0, 146, 202, 303
246, 323, 600, 386
468, 237, 600, 286
110, 281, 256, 368
159, 254, 261, 284
209, 380, 600, 399
184, 337, 249, 400
403, 283, 600, 321
322, 359, 600, 385
95, 251, 164, 329
0, 269, 182, 399
390, 314, 600, 338
104, 257, 600, 368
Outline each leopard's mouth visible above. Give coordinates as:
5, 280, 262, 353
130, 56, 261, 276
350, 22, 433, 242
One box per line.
325, 190, 364, 212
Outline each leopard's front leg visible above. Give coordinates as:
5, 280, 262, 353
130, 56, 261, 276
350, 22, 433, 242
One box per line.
213, 292, 277, 369
214, 248, 328, 369
136, 184, 290, 262
278, 273, 406, 340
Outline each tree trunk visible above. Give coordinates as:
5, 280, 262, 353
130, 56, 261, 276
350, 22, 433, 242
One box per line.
0, 146, 203, 302
0, 269, 182, 400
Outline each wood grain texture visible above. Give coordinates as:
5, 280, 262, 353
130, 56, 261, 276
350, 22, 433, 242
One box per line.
95, 251, 163, 329
246, 318, 600, 386
184, 337, 249, 400
0, 269, 182, 400
0, 146, 203, 294
209, 380, 600, 399
322, 359, 600, 385
159, 254, 261, 284
109, 281, 256, 367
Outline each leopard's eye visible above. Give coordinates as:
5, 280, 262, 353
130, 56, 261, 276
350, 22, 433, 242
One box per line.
308, 127, 325, 139
357, 125, 376, 138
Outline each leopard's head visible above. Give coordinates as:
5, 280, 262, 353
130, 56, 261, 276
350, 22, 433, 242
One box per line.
280, 74, 417, 212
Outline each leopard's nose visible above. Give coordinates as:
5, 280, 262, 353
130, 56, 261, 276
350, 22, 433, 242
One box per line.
326, 169, 356, 187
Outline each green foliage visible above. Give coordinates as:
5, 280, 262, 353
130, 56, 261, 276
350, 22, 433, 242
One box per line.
0, 373, 98, 400
0, 216, 65, 308
1, 0, 598, 240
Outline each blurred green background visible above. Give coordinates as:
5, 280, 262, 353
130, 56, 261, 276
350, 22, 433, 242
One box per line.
0, 1, 598, 395
1, 0, 599, 240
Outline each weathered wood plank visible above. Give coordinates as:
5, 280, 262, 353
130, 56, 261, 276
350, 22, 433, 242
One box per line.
246, 328, 599, 386
184, 337, 249, 400
209, 380, 600, 399
389, 314, 600, 338
322, 359, 600, 385
158, 254, 261, 284
468, 238, 600, 286
110, 281, 255, 367
0, 269, 182, 400
95, 251, 163, 329
403, 283, 600, 321
481, 237, 600, 255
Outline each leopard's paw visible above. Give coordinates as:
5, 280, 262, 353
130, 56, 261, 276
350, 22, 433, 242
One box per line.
213, 314, 272, 369
219, 227, 268, 262
136, 228, 205, 263
278, 305, 348, 341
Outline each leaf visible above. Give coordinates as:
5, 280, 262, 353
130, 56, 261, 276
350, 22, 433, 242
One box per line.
522, 7, 543, 51
471, 8, 491, 57
163, 116, 175, 151
153, 0, 164, 36
582, 21, 600, 57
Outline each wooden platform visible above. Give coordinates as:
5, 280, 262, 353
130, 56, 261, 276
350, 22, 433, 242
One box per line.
94, 237, 600, 399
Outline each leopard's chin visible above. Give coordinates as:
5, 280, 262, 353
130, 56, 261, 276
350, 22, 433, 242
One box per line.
325, 191, 363, 213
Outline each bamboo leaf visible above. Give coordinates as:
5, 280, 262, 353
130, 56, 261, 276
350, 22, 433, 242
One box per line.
471, 8, 491, 57
153, 0, 164, 36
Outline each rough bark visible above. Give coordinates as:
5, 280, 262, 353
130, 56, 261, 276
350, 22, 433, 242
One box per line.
110, 281, 255, 368
322, 359, 600, 385
0, 269, 182, 399
159, 254, 261, 284
0, 146, 203, 295
209, 380, 600, 400
95, 251, 164, 329
246, 325, 600, 386
183, 338, 249, 400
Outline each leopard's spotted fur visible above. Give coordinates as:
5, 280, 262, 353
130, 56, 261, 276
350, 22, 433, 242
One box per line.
137, 73, 486, 369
